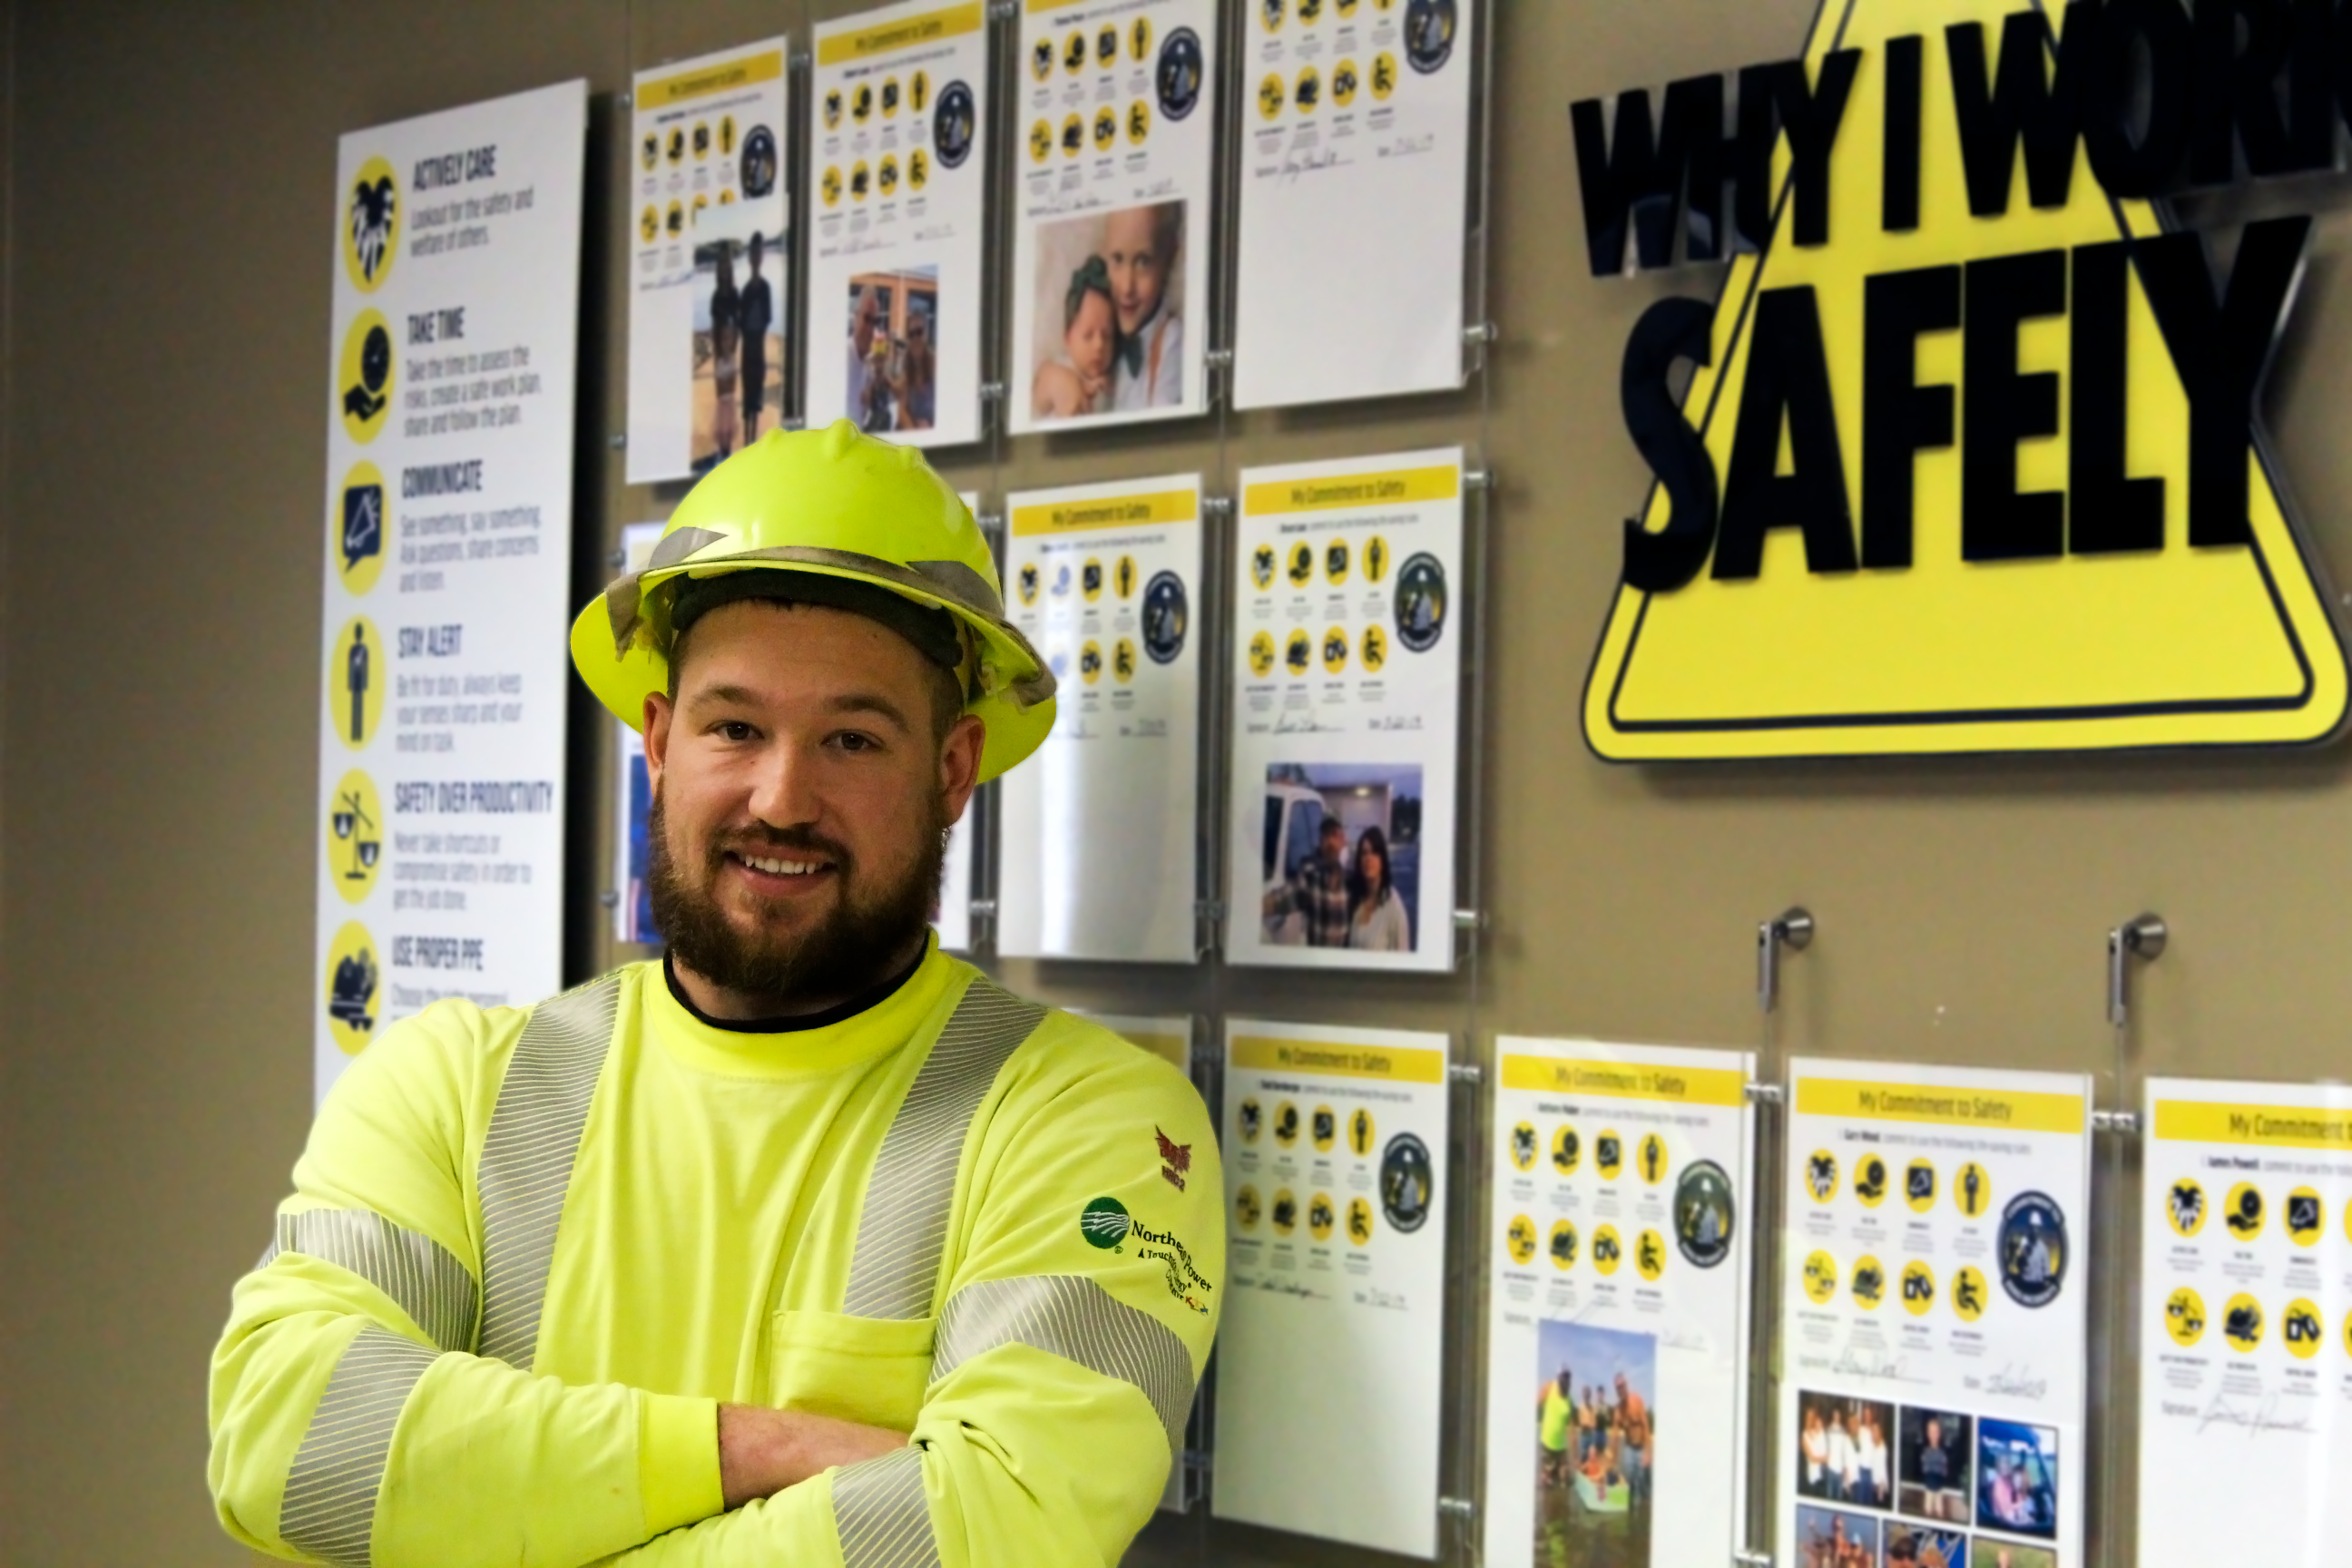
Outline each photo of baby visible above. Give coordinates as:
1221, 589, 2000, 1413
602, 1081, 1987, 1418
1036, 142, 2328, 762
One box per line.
1028, 201, 1186, 422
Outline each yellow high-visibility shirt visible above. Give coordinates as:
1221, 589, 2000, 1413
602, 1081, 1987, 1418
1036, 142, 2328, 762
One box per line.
209, 940, 1224, 1567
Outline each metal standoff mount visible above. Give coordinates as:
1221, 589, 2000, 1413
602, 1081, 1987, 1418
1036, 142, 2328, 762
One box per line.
2106, 912, 2167, 1028
1758, 906, 1815, 1015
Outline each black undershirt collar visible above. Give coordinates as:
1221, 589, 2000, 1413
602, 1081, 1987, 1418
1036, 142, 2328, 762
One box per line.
662, 944, 927, 1034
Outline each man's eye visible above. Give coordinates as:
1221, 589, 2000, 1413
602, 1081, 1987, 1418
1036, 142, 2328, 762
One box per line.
715, 721, 754, 741
835, 731, 877, 752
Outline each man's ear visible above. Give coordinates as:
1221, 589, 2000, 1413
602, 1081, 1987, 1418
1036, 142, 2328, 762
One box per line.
940, 713, 985, 823
642, 691, 674, 795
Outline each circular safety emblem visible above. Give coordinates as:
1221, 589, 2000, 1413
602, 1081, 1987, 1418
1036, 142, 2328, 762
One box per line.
1381, 1132, 1436, 1233
1395, 553, 1448, 652
740, 126, 779, 198
1157, 27, 1205, 120
935, 83, 976, 169
1405, 0, 1456, 73
1999, 1191, 2068, 1308
1674, 1159, 1736, 1269
1142, 571, 1189, 663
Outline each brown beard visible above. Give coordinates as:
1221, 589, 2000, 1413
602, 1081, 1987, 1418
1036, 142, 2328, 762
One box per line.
647, 789, 946, 1011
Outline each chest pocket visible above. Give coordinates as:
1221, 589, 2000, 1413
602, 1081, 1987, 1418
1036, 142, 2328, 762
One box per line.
769, 981, 1044, 1421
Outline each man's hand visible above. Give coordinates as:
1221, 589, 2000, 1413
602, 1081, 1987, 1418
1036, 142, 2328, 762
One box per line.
718, 1405, 909, 1510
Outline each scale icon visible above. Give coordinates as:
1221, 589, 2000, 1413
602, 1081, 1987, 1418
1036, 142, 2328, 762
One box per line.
328, 770, 383, 903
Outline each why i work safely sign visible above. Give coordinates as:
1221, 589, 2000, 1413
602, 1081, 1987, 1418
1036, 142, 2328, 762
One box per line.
1578, 0, 2352, 761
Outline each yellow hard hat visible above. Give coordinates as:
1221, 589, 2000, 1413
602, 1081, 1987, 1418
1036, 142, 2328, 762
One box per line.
570, 419, 1054, 781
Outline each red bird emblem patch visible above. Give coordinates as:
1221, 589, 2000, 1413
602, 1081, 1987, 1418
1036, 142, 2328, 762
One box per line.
1156, 1127, 1191, 1191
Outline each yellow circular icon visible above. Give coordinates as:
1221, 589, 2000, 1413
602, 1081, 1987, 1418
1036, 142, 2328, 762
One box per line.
1548, 1219, 1579, 1270
882, 77, 901, 118
323, 919, 383, 1054
2286, 1297, 2325, 1358
666, 199, 684, 237
2163, 1285, 2205, 1346
1259, 72, 1287, 121
1321, 626, 1348, 674
692, 192, 710, 221
1017, 563, 1042, 607
1364, 534, 1391, 583
1906, 1158, 1938, 1213
1506, 1120, 1538, 1171
1301, 0, 1324, 19
1851, 1255, 1886, 1309
640, 204, 660, 241
1551, 1123, 1581, 1174
1952, 1264, 1989, 1322
1275, 1100, 1300, 1146
2164, 1176, 2207, 1238
1592, 1223, 1622, 1277
878, 155, 899, 196
851, 161, 871, 201
666, 127, 685, 164
825, 88, 845, 129
1333, 57, 1361, 106
1030, 119, 1053, 163
1093, 105, 1117, 151
1901, 1259, 1937, 1317
1955, 1161, 1993, 1219
1505, 1212, 1537, 1265
327, 769, 386, 904
331, 615, 386, 750
1080, 640, 1102, 685
1235, 1184, 1261, 1230
853, 83, 874, 122
912, 73, 930, 113
1372, 50, 1398, 100
1239, 1095, 1261, 1142
1340, 0, 1360, 13
1636, 1132, 1669, 1185
1032, 37, 1054, 80
1250, 544, 1278, 589
1802, 1250, 1839, 1304
1308, 1191, 1336, 1242
1113, 555, 1138, 598
720, 115, 736, 153
2224, 1291, 2264, 1352
1348, 1196, 1375, 1245
718, 189, 737, 206
1295, 64, 1322, 113
1596, 1132, 1624, 1181
2288, 1186, 2325, 1246
1128, 99, 1152, 144
1112, 638, 1137, 683
1063, 29, 1086, 74
1061, 112, 1083, 158
1854, 1153, 1890, 1208
692, 121, 710, 159
1361, 623, 1387, 671
909, 148, 929, 191
641, 131, 659, 170
822, 167, 843, 207
1264, 0, 1285, 29
1803, 1150, 1840, 1205
1345, 1106, 1377, 1157
338, 310, 395, 444
1285, 629, 1312, 676
342, 154, 400, 293
1249, 631, 1277, 677
1271, 1189, 1298, 1236
1325, 537, 1351, 584
1312, 1104, 1338, 1152
1287, 541, 1315, 585
1131, 15, 1154, 59
333, 461, 390, 597
1083, 557, 1104, 602
1635, 1228, 1666, 1281
2225, 1181, 2265, 1241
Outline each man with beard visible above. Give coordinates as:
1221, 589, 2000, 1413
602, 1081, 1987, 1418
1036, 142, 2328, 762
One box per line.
209, 421, 1223, 1567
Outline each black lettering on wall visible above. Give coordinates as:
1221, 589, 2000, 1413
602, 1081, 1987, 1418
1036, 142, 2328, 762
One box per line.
1714, 286, 1858, 580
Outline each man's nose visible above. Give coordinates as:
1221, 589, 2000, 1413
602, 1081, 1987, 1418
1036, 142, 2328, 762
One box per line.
744, 740, 823, 829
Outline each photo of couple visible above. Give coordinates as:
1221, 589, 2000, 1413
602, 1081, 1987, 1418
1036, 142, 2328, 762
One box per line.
1259, 762, 1422, 953
1029, 201, 1186, 420
689, 230, 782, 473
844, 268, 937, 436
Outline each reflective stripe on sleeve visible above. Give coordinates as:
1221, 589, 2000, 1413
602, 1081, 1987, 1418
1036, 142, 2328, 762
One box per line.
475, 975, 621, 1369
831, 1445, 941, 1568
279, 1326, 439, 1568
841, 979, 1045, 1318
929, 1274, 1194, 1451
266, 1209, 480, 1354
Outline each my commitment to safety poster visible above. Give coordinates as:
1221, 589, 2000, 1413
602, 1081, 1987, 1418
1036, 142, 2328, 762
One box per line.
1482, 1038, 1756, 1568
315, 82, 586, 1100
805, 1, 990, 447
2137, 1078, 2352, 1568
625, 40, 789, 483
1214, 1020, 1450, 1556
1233, 0, 1475, 409
1009, 0, 1216, 433
996, 475, 1201, 962
1778, 1060, 2092, 1568
1228, 449, 1465, 973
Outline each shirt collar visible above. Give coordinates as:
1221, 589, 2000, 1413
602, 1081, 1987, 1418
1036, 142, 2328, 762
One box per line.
648, 933, 954, 1078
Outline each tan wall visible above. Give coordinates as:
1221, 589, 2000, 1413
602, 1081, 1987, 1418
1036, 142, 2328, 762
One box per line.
7, 1, 2347, 1562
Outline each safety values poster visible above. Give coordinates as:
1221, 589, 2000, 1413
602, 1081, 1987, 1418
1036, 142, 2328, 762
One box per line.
1483, 1038, 1756, 1568
2137, 1078, 2352, 1568
625, 40, 789, 483
1232, 0, 1474, 410
1778, 1060, 2092, 1568
316, 82, 586, 1100
996, 475, 1200, 962
805, 1, 988, 447
1214, 1020, 1450, 1556
1009, 0, 1215, 433
1228, 449, 1464, 972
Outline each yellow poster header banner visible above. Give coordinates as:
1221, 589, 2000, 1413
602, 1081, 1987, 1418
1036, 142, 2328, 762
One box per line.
1231, 1035, 1446, 1086
1797, 1076, 2083, 1136
818, 4, 984, 66
1012, 489, 1198, 537
1243, 466, 1460, 518
641, 51, 784, 109
1502, 1054, 1747, 1108
2153, 1100, 2352, 1152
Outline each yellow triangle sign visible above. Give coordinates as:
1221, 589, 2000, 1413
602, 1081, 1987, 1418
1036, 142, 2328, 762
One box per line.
1583, 0, 2349, 760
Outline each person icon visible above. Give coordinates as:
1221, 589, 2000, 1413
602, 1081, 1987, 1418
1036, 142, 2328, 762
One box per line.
343, 322, 391, 424
1963, 1163, 1983, 1215
1642, 1134, 1662, 1182
347, 623, 371, 743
